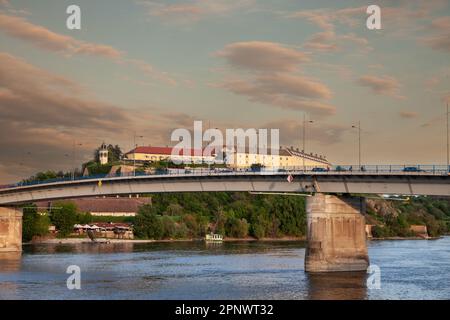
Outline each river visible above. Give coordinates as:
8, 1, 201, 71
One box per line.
1, 237, 449, 300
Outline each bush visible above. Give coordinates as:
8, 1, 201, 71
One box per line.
371, 225, 391, 238
182, 214, 199, 237
251, 221, 266, 239
225, 217, 249, 238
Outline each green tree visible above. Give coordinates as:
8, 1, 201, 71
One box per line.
22, 205, 51, 242
50, 202, 78, 237
134, 204, 164, 239
161, 216, 176, 238
78, 212, 93, 224
94, 144, 122, 163
225, 217, 249, 238
182, 214, 199, 237
164, 203, 184, 216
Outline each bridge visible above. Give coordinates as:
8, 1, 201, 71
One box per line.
1, 166, 449, 273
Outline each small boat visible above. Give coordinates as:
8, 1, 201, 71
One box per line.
205, 233, 223, 242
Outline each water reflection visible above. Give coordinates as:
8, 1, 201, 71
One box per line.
307, 272, 368, 300
1, 238, 449, 299
0, 252, 21, 272
0, 252, 21, 300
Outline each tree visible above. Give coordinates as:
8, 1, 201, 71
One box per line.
22, 170, 71, 184
94, 144, 122, 163
164, 203, 184, 216
84, 160, 112, 175
50, 202, 78, 237
134, 204, 164, 239
161, 216, 176, 238
182, 214, 199, 237
22, 205, 52, 242
78, 212, 93, 224
225, 216, 249, 238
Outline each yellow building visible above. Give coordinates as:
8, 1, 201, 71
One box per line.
227, 146, 330, 169
124, 145, 331, 169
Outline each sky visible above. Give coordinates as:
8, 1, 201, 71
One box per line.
0, 0, 449, 183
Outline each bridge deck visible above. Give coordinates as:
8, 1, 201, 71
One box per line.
0, 171, 448, 205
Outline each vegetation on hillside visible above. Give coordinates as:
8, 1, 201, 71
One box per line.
22, 193, 450, 242
366, 197, 450, 238
22, 203, 93, 240
133, 192, 307, 239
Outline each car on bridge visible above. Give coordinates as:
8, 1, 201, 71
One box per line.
402, 166, 423, 172
311, 167, 328, 172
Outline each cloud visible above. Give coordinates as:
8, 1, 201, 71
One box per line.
224, 74, 332, 99
422, 33, 450, 53
420, 16, 450, 52
220, 75, 335, 116
0, 13, 178, 85
215, 41, 335, 116
138, 0, 254, 23
287, 7, 371, 53
288, 2, 449, 52
399, 111, 419, 119
288, 6, 366, 32
0, 52, 191, 183
261, 119, 347, 147
0, 13, 123, 58
357, 75, 403, 98
0, 52, 130, 130
303, 31, 371, 53
215, 41, 309, 72
303, 31, 338, 52
442, 93, 450, 104
0, 52, 138, 182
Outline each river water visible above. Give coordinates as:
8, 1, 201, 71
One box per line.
1, 237, 449, 300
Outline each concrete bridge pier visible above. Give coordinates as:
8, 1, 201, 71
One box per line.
305, 194, 369, 272
0, 207, 23, 252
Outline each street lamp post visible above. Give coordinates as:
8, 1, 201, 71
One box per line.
352, 121, 362, 170
302, 113, 314, 172
72, 142, 82, 180
133, 133, 144, 176
446, 103, 449, 173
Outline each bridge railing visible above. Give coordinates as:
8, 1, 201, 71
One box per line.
2, 164, 449, 190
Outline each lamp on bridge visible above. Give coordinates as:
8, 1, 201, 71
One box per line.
352, 121, 362, 169
302, 113, 314, 172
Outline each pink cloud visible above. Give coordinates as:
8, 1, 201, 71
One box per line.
220, 75, 335, 116
357, 75, 403, 99
0, 13, 122, 58
141, 0, 255, 23
420, 16, 450, 53
0, 13, 180, 85
399, 111, 419, 119
216, 41, 309, 72
215, 41, 335, 116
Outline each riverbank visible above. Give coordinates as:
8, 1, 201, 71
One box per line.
26, 235, 307, 245
27, 233, 447, 245
370, 236, 442, 240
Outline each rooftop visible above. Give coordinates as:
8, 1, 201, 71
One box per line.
35, 197, 152, 213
